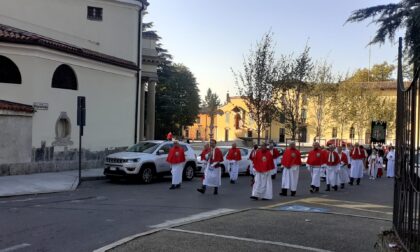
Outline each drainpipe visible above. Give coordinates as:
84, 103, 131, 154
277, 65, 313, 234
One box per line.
135, 2, 146, 143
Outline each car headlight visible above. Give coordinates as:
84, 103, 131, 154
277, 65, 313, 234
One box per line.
126, 158, 140, 163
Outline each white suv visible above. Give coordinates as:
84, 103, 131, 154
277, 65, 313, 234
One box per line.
104, 141, 197, 183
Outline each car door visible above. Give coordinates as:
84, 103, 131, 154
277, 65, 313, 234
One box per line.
154, 143, 172, 173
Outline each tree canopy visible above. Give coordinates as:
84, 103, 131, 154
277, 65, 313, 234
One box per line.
347, 0, 420, 67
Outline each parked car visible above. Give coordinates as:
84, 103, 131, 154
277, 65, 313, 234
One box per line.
300, 151, 309, 164
196, 146, 252, 176
104, 141, 197, 183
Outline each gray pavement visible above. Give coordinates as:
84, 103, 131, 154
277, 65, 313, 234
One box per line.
0, 168, 103, 197
0, 169, 394, 252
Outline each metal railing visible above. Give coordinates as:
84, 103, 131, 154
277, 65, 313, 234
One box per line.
394, 37, 420, 252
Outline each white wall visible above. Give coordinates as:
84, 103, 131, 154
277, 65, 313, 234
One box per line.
0, 44, 137, 151
0, 0, 141, 62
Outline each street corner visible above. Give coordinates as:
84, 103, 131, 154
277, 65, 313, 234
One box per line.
94, 201, 392, 252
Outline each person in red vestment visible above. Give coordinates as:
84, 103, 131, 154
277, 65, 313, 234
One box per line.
166, 132, 173, 141
349, 142, 367, 185
251, 143, 275, 200
197, 139, 224, 195
337, 146, 350, 188
226, 143, 242, 184
280, 142, 302, 196
306, 142, 326, 193
166, 141, 186, 189
325, 145, 340, 191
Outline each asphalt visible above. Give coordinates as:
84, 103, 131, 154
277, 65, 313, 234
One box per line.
0, 168, 394, 252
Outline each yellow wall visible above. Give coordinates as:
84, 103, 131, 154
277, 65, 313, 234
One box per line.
185, 85, 397, 145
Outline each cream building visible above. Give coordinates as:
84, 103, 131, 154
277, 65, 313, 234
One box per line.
0, 0, 154, 173
186, 82, 397, 146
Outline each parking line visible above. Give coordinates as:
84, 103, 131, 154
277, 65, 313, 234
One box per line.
168, 228, 333, 252
0, 243, 31, 252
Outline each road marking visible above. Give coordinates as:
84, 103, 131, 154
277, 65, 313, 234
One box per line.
261, 199, 303, 209
168, 228, 333, 252
149, 208, 236, 228
300, 198, 393, 215
0, 243, 31, 252
0, 197, 50, 204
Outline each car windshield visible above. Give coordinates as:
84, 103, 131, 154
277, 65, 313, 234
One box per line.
127, 142, 159, 154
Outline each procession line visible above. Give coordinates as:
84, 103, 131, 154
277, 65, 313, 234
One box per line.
168, 228, 333, 252
0, 243, 31, 252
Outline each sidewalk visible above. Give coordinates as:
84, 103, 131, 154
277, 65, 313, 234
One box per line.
0, 168, 104, 197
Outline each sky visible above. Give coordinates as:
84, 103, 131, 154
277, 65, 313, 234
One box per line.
145, 0, 402, 102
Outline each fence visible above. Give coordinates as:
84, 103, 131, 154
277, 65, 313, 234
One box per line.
394, 37, 420, 251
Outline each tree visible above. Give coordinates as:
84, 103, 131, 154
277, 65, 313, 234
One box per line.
233, 32, 279, 144
155, 64, 200, 139
347, 0, 420, 69
202, 88, 221, 139
308, 60, 337, 142
348, 62, 395, 82
274, 45, 313, 141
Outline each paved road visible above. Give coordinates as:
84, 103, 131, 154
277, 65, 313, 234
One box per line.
0, 169, 394, 252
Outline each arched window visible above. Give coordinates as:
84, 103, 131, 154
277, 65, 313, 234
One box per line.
0, 55, 22, 84
52, 64, 77, 90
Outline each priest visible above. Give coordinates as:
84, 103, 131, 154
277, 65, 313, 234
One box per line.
349, 143, 367, 185
226, 142, 242, 184
251, 143, 275, 200
166, 140, 186, 189
280, 141, 302, 196
197, 139, 224, 195
306, 142, 326, 193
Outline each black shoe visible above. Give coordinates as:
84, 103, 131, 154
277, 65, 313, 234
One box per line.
271, 174, 276, 180
321, 177, 326, 182
309, 185, 315, 193
197, 188, 205, 194
176, 184, 181, 189
250, 196, 258, 200
333, 185, 338, 191
230, 180, 235, 184
279, 188, 288, 196
213, 187, 218, 195
262, 198, 270, 201
169, 185, 176, 190
291, 191, 296, 197
315, 187, 320, 192
356, 178, 361, 185
340, 183, 345, 189
349, 178, 354, 186
325, 185, 331, 191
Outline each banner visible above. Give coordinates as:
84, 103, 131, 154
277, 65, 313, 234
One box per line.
371, 121, 387, 144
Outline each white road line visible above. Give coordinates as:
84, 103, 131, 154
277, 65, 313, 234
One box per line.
168, 228, 333, 252
149, 208, 236, 228
0, 243, 31, 252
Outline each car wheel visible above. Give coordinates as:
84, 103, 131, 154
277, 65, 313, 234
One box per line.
139, 166, 154, 184
183, 163, 195, 181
